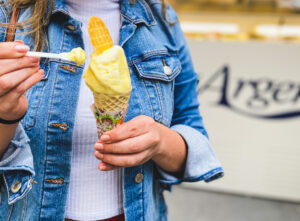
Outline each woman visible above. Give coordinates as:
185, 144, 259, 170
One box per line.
0, 0, 223, 220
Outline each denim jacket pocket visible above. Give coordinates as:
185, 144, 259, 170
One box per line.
134, 54, 181, 82
132, 54, 181, 126
21, 59, 50, 130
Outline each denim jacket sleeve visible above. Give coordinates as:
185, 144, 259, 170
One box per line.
0, 124, 35, 205
156, 5, 223, 187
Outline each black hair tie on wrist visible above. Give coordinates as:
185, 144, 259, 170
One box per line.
0, 112, 26, 125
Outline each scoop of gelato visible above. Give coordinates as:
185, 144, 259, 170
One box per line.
84, 45, 131, 96
65, 47, 87, 66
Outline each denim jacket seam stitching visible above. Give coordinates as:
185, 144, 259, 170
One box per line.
135, 69, 178, 82
38, 29, 66, 219
189, 167, 224, 182
21, 195, 27, 221
43, 59, 84, 67
2, 174, 10, 203
130, 51, 180, 66
129, 50, 172, 63
27, 81, 46, 130
155, 81, 164, 123
172, 80, 175, 115
142, 51, 168, 60
131, 78, 144, 114
23, 76, 47, 129
121, 13, 156, 27
137, 70, 166, 78
157, 167, 224, 185
134, 60, 180, 81
129, 79, 145, 119
38, 64, 58, 219
142, 79, 156, 119
140, 0, 156, 26
121, 1, 156, 26
120, 13, 135, 26
2, 165, 34, 171
6, 204, 13, 221
141, 165, 145, 221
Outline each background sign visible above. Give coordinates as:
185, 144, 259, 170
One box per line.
184, 40, 300, 202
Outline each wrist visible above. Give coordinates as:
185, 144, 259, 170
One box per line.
0, 112, 26, 125
152, 123, 165, 159
152, 123, 187, 173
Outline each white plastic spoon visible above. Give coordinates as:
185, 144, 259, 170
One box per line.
25, 48, 87, 65
26, 51, 71, 61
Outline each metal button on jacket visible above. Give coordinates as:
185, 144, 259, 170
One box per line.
65, 24, 77, 31
134, 173, 144, 184
11, 180, 22, 193
163, 65, 172, 76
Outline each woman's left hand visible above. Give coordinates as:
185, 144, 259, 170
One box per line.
94, 115, 162, 171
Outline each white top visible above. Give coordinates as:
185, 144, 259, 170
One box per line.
65, 0, 123, 220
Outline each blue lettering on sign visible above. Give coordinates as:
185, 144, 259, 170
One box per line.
198, 66, 300, 119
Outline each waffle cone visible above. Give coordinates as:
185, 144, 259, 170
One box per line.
88, 16, 114, 55
93, 92, 130, 112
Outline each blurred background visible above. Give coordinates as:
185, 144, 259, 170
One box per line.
164, 0, 300, 220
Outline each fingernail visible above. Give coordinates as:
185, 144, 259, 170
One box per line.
15, 45, 30, 53
14, 40, 24, 44
39, 70, 44, 77
98, 153, 103, 159
29, 56, 39, 63
101, 135, 110, 141
95, 143, 103, 150
99, 165, 106, 170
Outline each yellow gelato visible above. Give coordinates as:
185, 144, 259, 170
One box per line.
65, 47, 87, 66
84, 45, 131, 96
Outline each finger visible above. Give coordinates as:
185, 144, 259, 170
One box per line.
0, 70, 43, 116
12, 69, 44, 97
0, 56, 39, 76
100, 115, 155, 143
95, 133, 153, 154
0, 64, 40, 95
94, 148, 152, 168
97, 162, 121, 171
0, 42, 30, 59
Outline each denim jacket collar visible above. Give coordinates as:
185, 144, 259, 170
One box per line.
51, 0, 155, 26
120, 0, 156, 26
51, 0, 69, 16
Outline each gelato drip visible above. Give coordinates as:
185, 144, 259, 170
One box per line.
65, 47, 87, 65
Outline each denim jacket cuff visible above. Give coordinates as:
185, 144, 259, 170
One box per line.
157, 124, 224, 189
0, 124, 35, 204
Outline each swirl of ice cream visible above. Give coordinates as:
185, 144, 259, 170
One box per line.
83, 45, 131, 96
65, 47, 87, 66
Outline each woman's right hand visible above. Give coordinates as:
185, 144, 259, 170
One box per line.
0, 41, 44, 121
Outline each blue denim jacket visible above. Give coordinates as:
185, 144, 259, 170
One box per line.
0, 0, 223, 220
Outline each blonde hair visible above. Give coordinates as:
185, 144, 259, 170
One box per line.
2, 0, 168, 51
2, 0, 53, 51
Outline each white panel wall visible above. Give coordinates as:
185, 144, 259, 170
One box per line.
184, 40, 300, 202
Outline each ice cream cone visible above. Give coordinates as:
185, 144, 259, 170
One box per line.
85, 16, 132, 139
